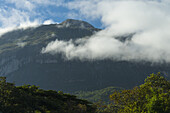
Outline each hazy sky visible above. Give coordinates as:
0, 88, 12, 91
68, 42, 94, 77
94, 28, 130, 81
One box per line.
1, 0, 170, 63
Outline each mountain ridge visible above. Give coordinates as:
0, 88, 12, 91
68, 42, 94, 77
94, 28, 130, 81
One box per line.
0, 19, 169, 92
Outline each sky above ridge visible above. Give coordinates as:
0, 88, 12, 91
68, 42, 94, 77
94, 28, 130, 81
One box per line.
1, 0, 170, 63
0, 0, 102, 35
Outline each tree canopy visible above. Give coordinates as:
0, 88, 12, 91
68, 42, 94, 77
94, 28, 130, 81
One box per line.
0, 73, 169, 113
107, 73, 170, 113
0, 77, 96, 113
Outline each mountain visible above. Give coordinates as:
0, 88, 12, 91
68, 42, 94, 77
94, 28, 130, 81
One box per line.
0, 19, 169, 92
59, 19, 96, 29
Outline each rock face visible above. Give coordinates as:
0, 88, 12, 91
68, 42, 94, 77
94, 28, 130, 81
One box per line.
0, 19, 169, 92
59, 19, 95, 29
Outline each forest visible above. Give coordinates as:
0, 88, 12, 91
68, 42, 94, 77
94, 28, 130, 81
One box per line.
0, 72, 169, 113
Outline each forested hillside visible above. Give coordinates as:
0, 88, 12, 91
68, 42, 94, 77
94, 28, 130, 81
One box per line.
74, 86, 122, 103
0, 19, 169, 92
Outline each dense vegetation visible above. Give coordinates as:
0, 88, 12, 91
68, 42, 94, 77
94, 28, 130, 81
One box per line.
0, 77, 96, 113
96, 73, 170, 113
74, 86, 122, 103
0, 73, 169, 113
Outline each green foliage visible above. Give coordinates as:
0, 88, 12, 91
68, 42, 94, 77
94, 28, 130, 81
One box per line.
0, 73, 169, 113
108, 72, 170, 113
74, 86, 122, 103
0, 77, 96, 113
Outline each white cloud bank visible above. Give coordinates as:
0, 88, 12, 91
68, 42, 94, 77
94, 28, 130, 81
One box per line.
43, 19, 55, 25
42, 0, 170, 63
0, 7, 40, 36
0, 0, 62, 36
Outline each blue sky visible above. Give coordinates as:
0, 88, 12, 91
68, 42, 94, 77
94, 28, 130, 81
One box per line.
0, 0, 102, 30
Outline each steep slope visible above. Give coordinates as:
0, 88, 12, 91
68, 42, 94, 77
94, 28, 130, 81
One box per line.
0, 19, 169, 92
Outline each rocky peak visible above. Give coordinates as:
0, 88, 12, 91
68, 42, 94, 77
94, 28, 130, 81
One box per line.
58, 19, 95, 29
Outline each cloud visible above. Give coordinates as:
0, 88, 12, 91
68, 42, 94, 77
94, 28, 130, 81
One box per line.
0, 0, 63, 36
43, 19, 55, 25
17, 42, 27, 48
0, 6, 40, 36
42, 0, 170, 63
5, 0, 62, 11
31, 0, 64, 6
42, 33, 124, 61
5, 0, 35, 11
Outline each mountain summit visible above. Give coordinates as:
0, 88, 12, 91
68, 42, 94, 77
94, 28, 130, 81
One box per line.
58, 19, 95, 29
